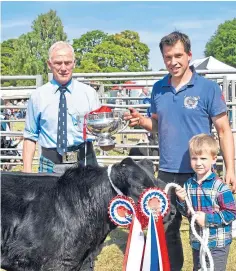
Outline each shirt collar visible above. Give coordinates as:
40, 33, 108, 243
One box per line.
192, 171, 216, 183
51, 78, 73, 94
161, 65, 198, 88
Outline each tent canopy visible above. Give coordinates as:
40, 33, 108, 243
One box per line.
190, 56, 236, 80
190, 56, 236, 71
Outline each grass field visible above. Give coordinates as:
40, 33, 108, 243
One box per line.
4, 123, 236, 270
93, 218, 236, 271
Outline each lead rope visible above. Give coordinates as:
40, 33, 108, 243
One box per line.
164, 183, 214, 271
106, 168, 214, 270
84, 141, 87, 166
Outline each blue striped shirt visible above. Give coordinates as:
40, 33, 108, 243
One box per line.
24, 79, 100, 148
177, 172, 236, 249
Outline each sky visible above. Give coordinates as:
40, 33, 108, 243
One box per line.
1, 1, 236, 71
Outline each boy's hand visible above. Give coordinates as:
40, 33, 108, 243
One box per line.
195, 211, 206, 227
175, 187, 187, 202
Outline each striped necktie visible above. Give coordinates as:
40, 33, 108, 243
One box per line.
57, 86, 68, 155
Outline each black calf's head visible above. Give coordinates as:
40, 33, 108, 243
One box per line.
110, 157, 155, 202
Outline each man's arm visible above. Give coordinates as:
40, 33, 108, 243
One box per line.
212, 112, 236, 192
22, 138, 36, 173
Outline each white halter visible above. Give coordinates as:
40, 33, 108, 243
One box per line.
107, 165, 124, 196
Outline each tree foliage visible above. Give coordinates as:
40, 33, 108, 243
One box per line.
11, 10, 67, 83
73, 30, 150, 72
73, 30, 108, 66
1, 39, 18, 86
1, 39, 16, 75
1, 11, 151, 85
204, 18, 236, 68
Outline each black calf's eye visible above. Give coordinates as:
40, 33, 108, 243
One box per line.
122, 164, 126, 167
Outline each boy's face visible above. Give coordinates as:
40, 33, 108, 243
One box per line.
190, 151, 217, 179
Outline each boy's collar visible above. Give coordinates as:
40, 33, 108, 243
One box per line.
192, 171, 216, 183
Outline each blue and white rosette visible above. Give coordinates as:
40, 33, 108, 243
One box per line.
138, 188, 169, 228
108, 196, 137, 228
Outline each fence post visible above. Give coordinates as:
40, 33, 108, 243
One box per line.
48, 73, 53, 82
222, 76, 228, 101
222, 76, 228, 176
231, 80, 236, 172
36, 75, 43, 88
35, 75, 43, 165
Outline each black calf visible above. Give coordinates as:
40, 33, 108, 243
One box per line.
2, 158, 169, 271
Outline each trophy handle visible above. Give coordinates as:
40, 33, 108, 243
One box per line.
117, 120, 130, 134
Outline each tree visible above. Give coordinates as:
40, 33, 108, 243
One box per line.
1, 39, 18, 86
1, 39, 16, 75
73, 30, 150, 72
108, 30, 150, 71
204, 18, 236, 68
12, 10, 67, 83
72, 30, 108, 66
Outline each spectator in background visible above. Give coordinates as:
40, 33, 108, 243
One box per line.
139, 87, 150, 104
17, 99, 25, 119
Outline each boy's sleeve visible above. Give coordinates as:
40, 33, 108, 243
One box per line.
205, 184, 236, 227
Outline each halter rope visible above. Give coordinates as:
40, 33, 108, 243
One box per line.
164, 183, 214, 271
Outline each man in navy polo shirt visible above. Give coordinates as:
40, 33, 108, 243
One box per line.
125, 31, 235, 271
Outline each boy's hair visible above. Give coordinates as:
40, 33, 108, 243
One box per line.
159, 31, 191, 55
189, 133, 219, 157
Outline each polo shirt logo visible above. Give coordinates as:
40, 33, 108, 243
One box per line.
184, 96, 200, 109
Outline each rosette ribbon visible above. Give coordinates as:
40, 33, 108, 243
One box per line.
108, 187, 170, 271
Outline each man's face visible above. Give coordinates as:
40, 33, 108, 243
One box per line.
47, 47, 75, 85
162, 40, 192, 79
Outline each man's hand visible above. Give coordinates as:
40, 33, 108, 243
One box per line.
124, 108, 142, 127
225, 171, 236, 193
195, 211, 206, 227
175, 187, 187, 202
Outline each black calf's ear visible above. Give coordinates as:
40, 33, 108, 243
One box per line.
138, 159, 154, 174
121, 157, 135, 166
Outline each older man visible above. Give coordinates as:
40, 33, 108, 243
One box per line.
23, 41, 100, 173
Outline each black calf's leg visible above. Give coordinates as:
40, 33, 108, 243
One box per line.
157, 171, 193, 271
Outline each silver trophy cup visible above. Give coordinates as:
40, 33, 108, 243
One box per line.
86, 111, 129, 147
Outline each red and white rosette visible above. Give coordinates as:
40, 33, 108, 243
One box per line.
108, 196, 137, 228
138, 187, 169, 229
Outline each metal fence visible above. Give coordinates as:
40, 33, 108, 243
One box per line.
1, 71, 236, 173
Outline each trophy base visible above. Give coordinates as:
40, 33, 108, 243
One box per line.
98, 136, 116, 147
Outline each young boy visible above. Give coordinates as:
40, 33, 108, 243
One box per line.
175, 133, 236, 271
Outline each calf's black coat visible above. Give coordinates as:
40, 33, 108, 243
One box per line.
1, 158, 170, 271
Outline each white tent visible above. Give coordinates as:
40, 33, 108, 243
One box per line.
190, 56, 236, 80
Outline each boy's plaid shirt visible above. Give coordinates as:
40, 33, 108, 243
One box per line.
177, 172, 236, 250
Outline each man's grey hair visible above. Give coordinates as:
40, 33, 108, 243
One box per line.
48, 41, 75, 61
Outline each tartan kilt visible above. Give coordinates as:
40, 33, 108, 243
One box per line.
38, 155, 55, 173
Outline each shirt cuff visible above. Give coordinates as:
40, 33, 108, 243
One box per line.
23, 130, 38, 142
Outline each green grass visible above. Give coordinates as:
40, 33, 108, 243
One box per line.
94, 218, 236, 271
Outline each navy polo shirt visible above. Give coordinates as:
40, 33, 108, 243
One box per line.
150, 67, 227, 173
